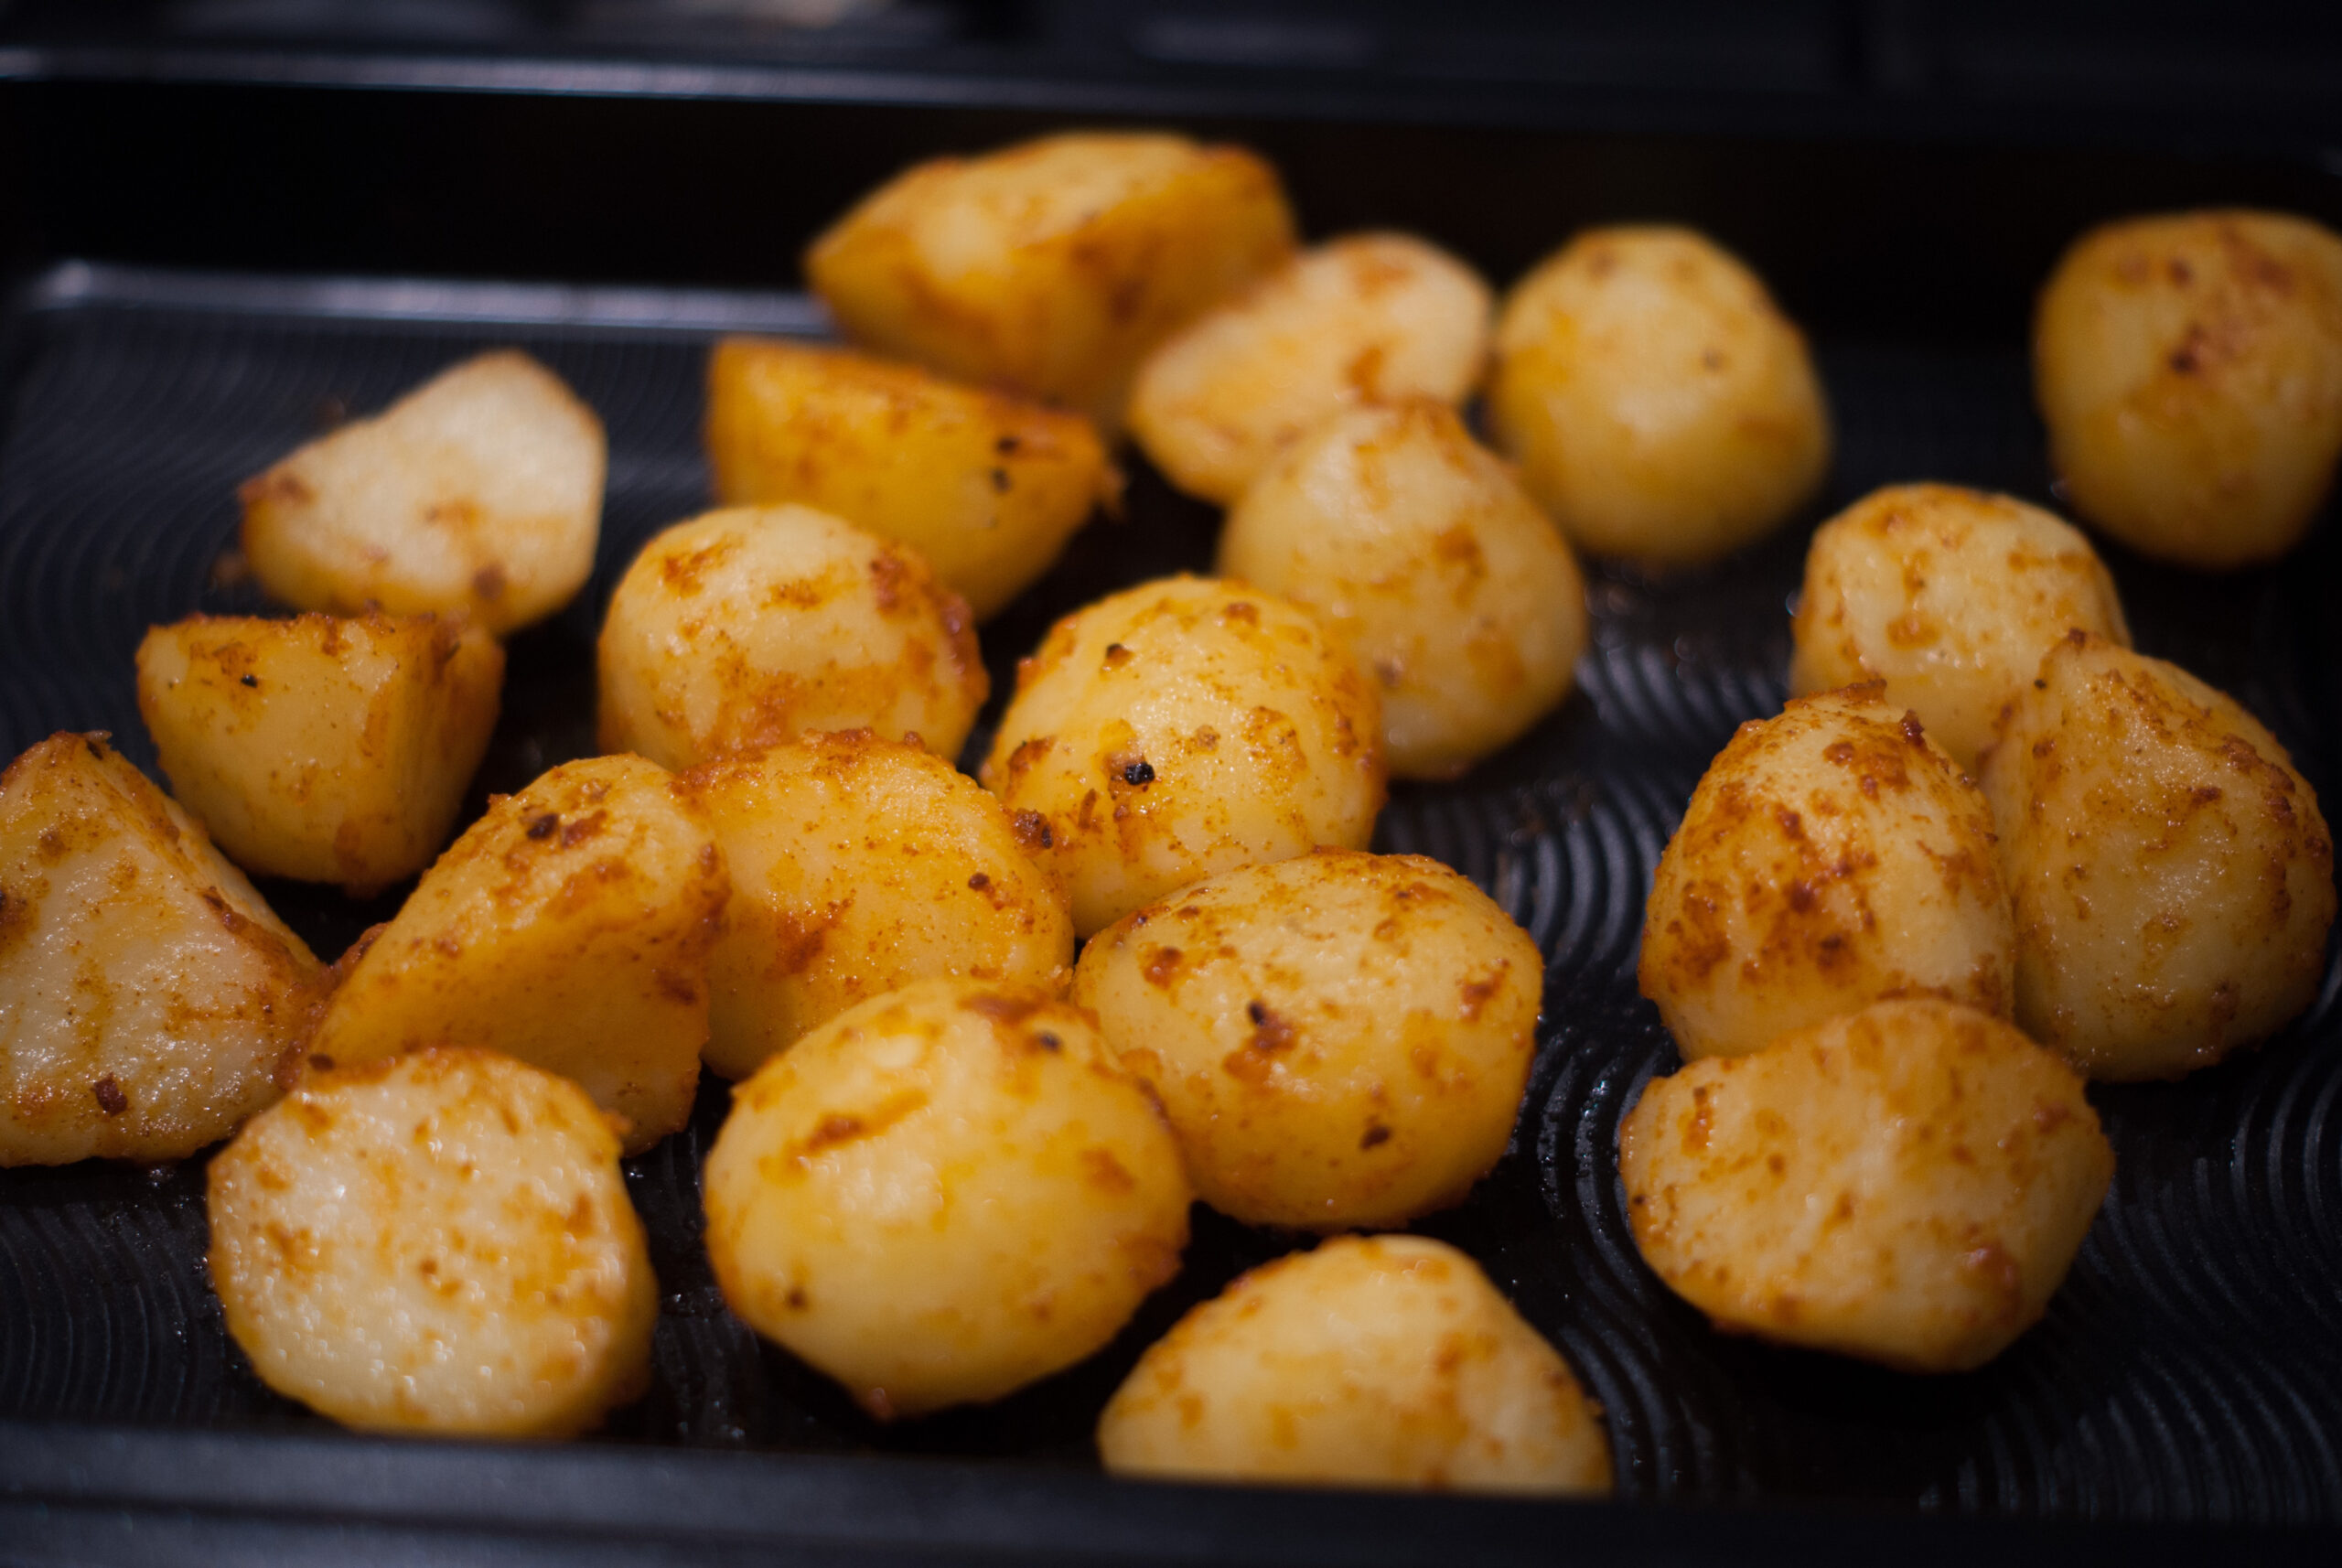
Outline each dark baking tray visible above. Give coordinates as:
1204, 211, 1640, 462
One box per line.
1, 48, 2340, 1566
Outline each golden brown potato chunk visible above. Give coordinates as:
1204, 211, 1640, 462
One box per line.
2035, 209, 2342, 568
209, 1047, 656, 1436
684, 731, 1074, 1080
704, 338, 1118, 620
1074, 849, 1540, 1230
807, 131, 1296, 430
1980, 632, 2336, 1079
1099, 1235, 1611, 1495
598, 505, 986, 773
239, 350, 605, 635
1640, 685, 2014, 1060
703, 979, 1190, 1420
1219, 400, 1588, 779
306, 754, 727, 1152
1128, 232, 1493, 504
1619, 999, 2113, 1373
0, 734, 321, 1165
981, 575, 1384, 936
1489, 226, 1832, 565
136, 611, 503, 895
1788, 485, 2130, 770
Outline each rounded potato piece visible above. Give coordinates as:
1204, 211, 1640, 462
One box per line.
2035, 209, 2342, 569
1073, 848, 1540, 1230
596, 505, 986, 773
1980, 632, 2336, 1079
1788, 484, 2131, 771
806, 131, 1296, 430
703, 978, 1190, 1420
1219, 400, 1589, 780
684, 731, 1074, 1080
980, 575, 1384, 937
136, 611, 504, 895
1129, 233, 1493, 505
239, 350, 605, 636
1618, 999, 2113, 1373
1640, 684, 2014, 1060
1098, 1234, 1611, 1495
208, 1047, 656, 1436
1488, 226, 1832, 565
704, 338, 1118, 620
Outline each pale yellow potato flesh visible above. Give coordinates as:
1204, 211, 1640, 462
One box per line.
1788, 484, 2130, 771
806, 131, 1296, 430
1619, 999, 2113, 1373
208, 1047, 656, 1436
1073, 848, 1540, 1230
1488, 226, 1832, 565
704, 338, 1118, 621
1098, 1234, 1611, 1495
596, 505, 986, 773
703, 978, 1190, 1421
1218, 399, 1588, 779
1639, 684, 2014, 1060
683, 731, 1074, 1080
306, 754, 727, 1152
980, 575, 1384, 937
0, 734, 321, 1165
1128, 233, 1493, 505
2035, 209, 2342, 569
1980, 632, 2336, 1080
136, 611, 503, 896
239, 350, 605, 636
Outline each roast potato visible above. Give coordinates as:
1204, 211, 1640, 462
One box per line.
1128, 232, 1493, 505
1488, 226, 1832, 565
596, 505, 986, 772
1098, 1234, 1612, 1495
240, 349, 605, 636
0, 733, 321, 1165
2035, 209, 2342, 568
703, 978, 1190, 1420
981, 575, 1384, 936
1073, 848, 1541, 1230
1618, 999, 2113, 1373
208, 1046, 656, 1436
1218, 399, 1588, 779
1980, 631, 2336, 1079
1639, 684, 2014, 1060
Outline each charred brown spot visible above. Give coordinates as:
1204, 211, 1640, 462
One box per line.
1458, 964, 1506, 1021
1012, 811, 1054, 851
962, 991, 1046, 1026
1222, 601, 1259, 626
967, 872, 992, 891
1143, 947, 1183, 987
1245, 1000, 1297, 1053
526, 812, 560, 841
1102, 643, 1133, 669
867, 551, 908, 611
994, 435, 1021, 456
1822, 741, 1855, 764
1899, 713, 1928, 745
1360, 1122, 1391, 1149
991, 467, 1012, 493
92, 1076, 127, 1116
308, 1054, 336, 1073
240, 673, 259, 689
802, 1113, 866, 1153
560, 811, 608, 849
1081, 1147, 1135, 1194
471, 564, 509, 602
786, 1286, 809, 1310
1121, 759, 1155, 787
1034, 1031, 1062, 1053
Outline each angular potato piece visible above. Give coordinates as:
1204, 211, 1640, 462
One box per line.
1980, 632, 2336, 1079
306, 754, 727, 1152
704, 338, 1117, 621
1639, 685, 2014, 1060
0, 733, 320, 1165
1789, 484, 2130, 771
597, 505, 986, 773
2035, 209, 2342, 568
1073, 848, 1542, 1230
805, 131, 1296, 429
1099, 1235, 1611, 1495
240, 350, 606, 636
137, 611, 504, 895
704, 979, 1191, 1420
981, 575, 1384, 937
1128, 233, 1493, 504
1618, 999, 2113, 1373
684, 731, 1075, 1080
209, 1046, 656, 1436
1219, 400, 1588, 779
1489, 226, 1832, 565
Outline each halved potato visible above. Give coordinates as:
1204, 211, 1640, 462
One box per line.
240, 350, 605, 636
0, 733, 320, 1165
